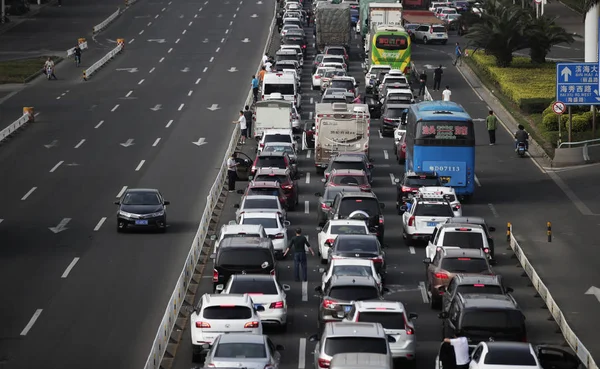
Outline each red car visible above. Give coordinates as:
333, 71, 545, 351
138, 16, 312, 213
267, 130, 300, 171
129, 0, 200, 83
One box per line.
322, 169, 371, 191
251, 151, 297, 178
253, 167, 300, 210
244, 181, 288, 209
324, 45, 349, 62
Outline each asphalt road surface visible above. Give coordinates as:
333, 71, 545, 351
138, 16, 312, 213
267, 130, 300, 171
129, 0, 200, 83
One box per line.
167, 20, 572, 369
0, 0, 274, 368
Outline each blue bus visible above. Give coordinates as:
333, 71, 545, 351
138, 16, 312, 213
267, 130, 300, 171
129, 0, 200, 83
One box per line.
405, 101, 475, 198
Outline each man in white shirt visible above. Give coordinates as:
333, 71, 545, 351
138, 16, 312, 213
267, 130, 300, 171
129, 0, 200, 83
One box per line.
226, 153, 238, 192
442, 86, 451, 101
232, 110, 247, 145
264, 60, 273, 72
444, 335, 469, 369
263, 54, 269, 65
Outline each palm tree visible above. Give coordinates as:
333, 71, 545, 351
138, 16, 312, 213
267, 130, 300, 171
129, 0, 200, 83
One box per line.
465, 5, 529, 67
525, 15, 575, 63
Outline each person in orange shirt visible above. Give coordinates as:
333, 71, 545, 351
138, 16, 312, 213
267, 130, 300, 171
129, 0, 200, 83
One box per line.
258, 66, 266, 83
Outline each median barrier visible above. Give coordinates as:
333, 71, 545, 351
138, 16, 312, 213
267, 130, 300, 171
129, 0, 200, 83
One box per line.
584, 143, 600, 163
142, 2, 278, 368
410, 61, 432, 101
509, 225, 598, 369
82, 43, 124, 81
0, 108, 34, 144
92, 7, 121, 34
553, 146, 586, 167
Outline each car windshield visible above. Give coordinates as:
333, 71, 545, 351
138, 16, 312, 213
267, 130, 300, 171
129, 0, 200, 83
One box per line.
323, 187, 361, 201
330, 161, 366, 171
332, 265, 371, 277
214, 343, 266, 359
461, 310, 524, 330
330, 225, 367, 235
330, 80, 354, 91
283, 37, 304, 46
248, 187, 281, 197
405, 176, 441, 186
331, 175, 367, 186
483, 347, 537, 366
264, 134, 292, 144
202, 306, 252, 319
433, 26, 447, 32
218, 249, 273, 267
357, 312, 406, 330
336, 238, 378, 252
243, 198, 279, 209
256, 157, 286, 168
323, 337, 387, 356
254, 174, 288, 183
276, 54, 298, 62
228, 279, 278, 294
414, 203, 453, 217
122, 192, 161, 205
339, 198, 380, 217
324, 88, 347, 95
322, 96, 347, 104
264, 83, 295, 95
456, 284, 503, 295
329, 286, 380, 301
442, 231, 485, 249
440, 258, 489, 273
242, 217, 279, 229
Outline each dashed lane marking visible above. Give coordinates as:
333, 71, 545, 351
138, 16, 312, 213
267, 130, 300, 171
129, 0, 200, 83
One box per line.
474, 175, 481, 187
149, 67, 156, 73
21, 187, 37, 201
49, 161, 64, 173
20, 309, 43, 336
116, 186, 128, 198
409, 246, 415, 254
135, 160, 146, 171
153, 138, 161, 147
111, 104, 119, 112
488, 203, 499, 218
304, 201, 309, 214
61, 257, 80, 278
305, 172, 310, 184
389, 173, 395, 185
74, 139, 85, 149
418, 281, 428, 303
188, 90, 193, 96
94, 217, 107, 231
302, 281, 308, 301
95, 120, 104, 129
166, 119, 174, 128
383, 150, 389, 160
306, 150, 311, 159
298, 338, 306, 369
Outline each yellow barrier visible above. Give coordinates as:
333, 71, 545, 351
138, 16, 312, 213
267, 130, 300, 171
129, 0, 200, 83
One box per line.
117, 38, 125, 49
82, 70, 87, 81
23, 107, 35, 122
78, 38, 86, 45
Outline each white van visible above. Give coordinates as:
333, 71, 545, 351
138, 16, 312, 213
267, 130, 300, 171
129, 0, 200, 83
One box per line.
262, 72, 302, 108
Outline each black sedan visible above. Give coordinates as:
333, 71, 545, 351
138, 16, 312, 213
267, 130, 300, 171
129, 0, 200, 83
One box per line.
115, 188, 170, 232
327, 234, 387, 281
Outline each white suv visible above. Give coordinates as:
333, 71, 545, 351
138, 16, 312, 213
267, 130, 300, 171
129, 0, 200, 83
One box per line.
426, 223, 494, 263
401, 198, 454, 245
413, 24, 449, 44
238, 212, 290, 257
190, 293, 264, 361
210, 224, 267, 250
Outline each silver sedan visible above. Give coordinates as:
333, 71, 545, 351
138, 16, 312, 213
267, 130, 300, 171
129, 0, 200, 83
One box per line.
203, 333, 285, 369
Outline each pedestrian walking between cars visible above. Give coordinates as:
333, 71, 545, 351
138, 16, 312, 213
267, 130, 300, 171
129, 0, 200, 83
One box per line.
283, 228, 314, 282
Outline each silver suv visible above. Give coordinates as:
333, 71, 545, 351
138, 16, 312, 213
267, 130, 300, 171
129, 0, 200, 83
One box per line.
309, 322, 394, 369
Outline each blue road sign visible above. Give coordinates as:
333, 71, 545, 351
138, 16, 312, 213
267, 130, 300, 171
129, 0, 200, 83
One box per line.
556, 63, 600, 105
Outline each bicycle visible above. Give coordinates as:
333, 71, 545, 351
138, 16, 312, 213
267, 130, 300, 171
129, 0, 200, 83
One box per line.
74, 54, 81, 67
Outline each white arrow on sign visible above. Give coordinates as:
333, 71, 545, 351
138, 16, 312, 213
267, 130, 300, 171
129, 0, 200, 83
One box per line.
116, 68, 139, 73
192, 137, 207, 146
49, 218, 71, 234
594, 89, 600, 102
251, 14, 258, 17
203, 38, 209, 43
181, 67, 190, 72
147, 39, 166, 43
150, 104, 163, 111
242, 38, 251, 43
585, 286, 600, 303
120, 139, 135, 147
207, 104, 221, 111
560, 66, 572, 82
227, 67, 238, 72
44, 140, 58, 149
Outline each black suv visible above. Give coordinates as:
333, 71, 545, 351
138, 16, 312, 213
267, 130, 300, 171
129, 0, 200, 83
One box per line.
328, 234, 387, 280
252, 151, 298, 179
444, 216, 497, 259
438, 292, 527, 343
395, 171, 442, 209
441, 274, 514, 312
314, 275, 386, 331
324, 153, 373, 182
381, 104, 408, 136
210, 237, 276, 292
328, 192, 385, 243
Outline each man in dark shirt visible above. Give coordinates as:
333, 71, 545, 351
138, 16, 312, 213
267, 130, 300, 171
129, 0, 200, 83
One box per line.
243, 105, 253, 138
418, 70, 428, 97
433, 65, 443, 91
514, 124, 529, 150
283, 228, 315, 282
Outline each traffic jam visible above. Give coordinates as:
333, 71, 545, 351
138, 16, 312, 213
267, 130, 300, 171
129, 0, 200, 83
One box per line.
186, 0, 583, 369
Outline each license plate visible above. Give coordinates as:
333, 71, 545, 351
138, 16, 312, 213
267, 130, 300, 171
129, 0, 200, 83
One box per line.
344, 306, 352, 312
135, 220, 148, 225
254, 304, 262, 309
437, 34, 445, 37
427, 222, 438, 227
440, 176, 451, 184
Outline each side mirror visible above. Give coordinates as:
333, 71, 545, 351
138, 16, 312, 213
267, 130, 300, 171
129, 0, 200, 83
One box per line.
113, 200, 120, 205
314, 286, 322, 293
423, 258, 431, 264
333, 310, 346, 319
367, 163, 374, 169
408, 312, 419, 320
318, 267, 325, 273
233, 204, 240, 208
315, 192, 322, 197
256, 305, 266, 312
163, 201, 170, 205
438, 312, 449, 319
387, 335, 397, 343
438, 286, 446, 292
275, 344, 285, 351
321, 178, 326, 183
210, 253, 217, 260
201, 343, 211, 350
489, 226, 496, 232
210, 234, 217, 241
382, 287, 390, 293
394, 178, 400, 183
316, 227, 323, 232
308, 334, 320, 342
215, 284, 224, 292
282, 284, 291, 291
506, 287, 514, 293
379, 203, 385, 209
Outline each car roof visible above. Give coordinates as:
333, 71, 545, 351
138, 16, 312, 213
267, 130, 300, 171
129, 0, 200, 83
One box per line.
332, 76, 355, 81
459, 293, 519, 309
333, 155, 363, 162
385, 104, 411, 109
446, 216, 487, 226
258, 151, 286, 157
126, 188, 159, 193
219, 237, 272, 247
331, 275, 378, 287
221, 224, 264, 233
242, 212, 279, 219
255, 167, 289, 175
264, 141, 294, 147
325, 45, 346, 50
338, 191, 378, 199
231, 274, 277, 282
325, 322, 386, 337
243, 195, 281, 200
202, 293, 251, 305
217, 333, 267, 344
355, 300, 405, 312
331, 258, 374, 267
324, 186, 363, 195
441, 248, 486, 258
277, 49, 298, 54
330, 169, 366, 176
249, 181, 281, 188
328, 219, 369, 226
263, 129, 293, 135
439, 223, 485, 232
454, 274, 502, 285
336, 234, 378, 242
482, 342, 533, 351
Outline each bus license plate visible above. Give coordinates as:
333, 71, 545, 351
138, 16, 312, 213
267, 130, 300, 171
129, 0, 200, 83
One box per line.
427, 222, 438, 227
135, 220, 149, 225
440, 176, 451, 184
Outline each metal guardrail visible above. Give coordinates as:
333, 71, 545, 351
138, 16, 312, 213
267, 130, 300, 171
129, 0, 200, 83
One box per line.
93, 7, 121, 34
0, 113, 33, 143
509, 225, 598, 369
142, 2, 278, 368
558, 137, 600, 149
83, 43, 124, 80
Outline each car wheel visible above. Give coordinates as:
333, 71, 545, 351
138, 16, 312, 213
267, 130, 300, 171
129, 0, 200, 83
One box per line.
430, 292, 441, 310
117, 221, 125, 233
423, 36, 428, 44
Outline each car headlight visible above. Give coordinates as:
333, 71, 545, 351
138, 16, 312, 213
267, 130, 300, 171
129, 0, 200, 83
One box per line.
119, 210, 135, 218
149, 210, 165, 217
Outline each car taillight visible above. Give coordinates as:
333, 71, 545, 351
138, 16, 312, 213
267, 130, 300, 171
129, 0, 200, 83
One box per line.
325, 173, 330, 180
196, 321, 211, 328
454, 204, 461, 209
401, 143, 406, 152
406, 326, 414, 335
321, 203, 330, 210
274, 233, 285, 239
282, 184, 293, 190
372, 257, 383, 263
244, 321, 260, 328
401, 186, 416, 192
435, 272, 449, 279
379, 215, 384, 224
322, 298, 336, 309
315, 75, 321, 79
383, 118, 394, 123
270, 301, 284, 309
359, 185, 370, 191
212, 269, 218, 282
270, 269, 276, 275
206, 364, 215, 368
259, 143, 264, 148
408, 216, 415, 226
325, 238, 335, 245
318, 359, 331, 368
483, 248, 490, 254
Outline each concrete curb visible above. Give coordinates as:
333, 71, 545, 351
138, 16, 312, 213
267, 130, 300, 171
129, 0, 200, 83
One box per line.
0, 0, 58, 37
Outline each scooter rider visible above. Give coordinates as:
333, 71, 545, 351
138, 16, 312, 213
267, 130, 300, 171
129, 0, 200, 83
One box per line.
514, 124, 529, 151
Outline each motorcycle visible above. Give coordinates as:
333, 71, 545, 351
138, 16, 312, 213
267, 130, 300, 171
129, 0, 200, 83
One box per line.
516, 141, 527, 157
46, 65, 53, 80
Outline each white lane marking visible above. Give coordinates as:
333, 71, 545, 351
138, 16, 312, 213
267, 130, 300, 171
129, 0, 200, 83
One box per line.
383, 150, 389, 160
199, 7, 203, 11
546, 170, 596, 215
308, 112, 313, 120
236, 6, 240, 10
189, 21, 193, 26
304, 201, 309, 214
166, 119, 174, 128
0, 219, 3, 225
111, 104, 119, 112
418, 281, 428, 303
194, 14, 198, 18
389, 173, 396, 185
302, 281, 308, 302
298, 338, 306, 369
159, 57, 165, 63
49, 161, 63, 173
209, 56, 214, 62
155, 14, 159, 18
229, 20, 233, 26
555, 45, 570, 49
61, 257, 80, 278
34, 112, 40, 117
74, 139, 85, 149
149, 67, 155, 73
178, 103, 185, 111
474, 175, 481, 187
56, 96, 61, 100
94, 217, 107, 231
95, 120, 104, 129
152, 138, 161, 146
138, 79, 145, 85
378, 130, 383, 139
305, 172, 310, 184
21, 187, 37, 200
309, 97, 313, 104
306, 150, 311, 159
126, 90, 133, 98
175, 38, 180, 43
128, 38, 135, 44
188, 90, 193, 96
135, 160, 146, 171
225, 29, 229, 34
116, 186, 128, 198
182, 29, 187, 35
221, 37, 225, 43
203, 67, 208, 72
409, 246, 416, 254
139, 30, 144, 35
20, 309, 43, 336
233, 13, 237, 18
147, 21, 152, 26
195, 78, 201, 84
216, 47, 220, 52
488, 203, 500, 218
161, 7, 166, 11
168, 48, 173, 53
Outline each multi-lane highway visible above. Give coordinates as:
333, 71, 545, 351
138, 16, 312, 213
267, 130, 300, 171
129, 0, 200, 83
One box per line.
167, 18, 572, 369
0, 0, 274, 368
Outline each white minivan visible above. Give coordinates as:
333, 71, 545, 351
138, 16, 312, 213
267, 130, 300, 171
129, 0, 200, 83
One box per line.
262, 72, 302, 108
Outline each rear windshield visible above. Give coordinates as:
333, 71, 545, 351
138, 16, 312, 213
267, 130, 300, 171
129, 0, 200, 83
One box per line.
322, 97, 348, 104
276, 54, 298, 62
414, 203, 453, 217
332, 265, 372, 278
385, 108, 407, 118
440, 258, 489, 273
330, 225, 367, 234
218, 249, 273, 267
254, 174, 288, 183
461, 310, 525, 330
336, 238, 378, 252
283, 37, 305, 46
323, 56, 344, 63
264, 83, 295, 95
405, 176, 441, 186
330, 80, 354, 90
264, 134, 292, 144
202, 306, 252, 319
214, 343, 266, 359
241, 217, 278, 229
243, 198, 279, 209
339, 198, 380, 217
385, 77, 407, 85
326, 48, 345, 56
248, 188, 281, 197
324, 337, 387, 356
456, 284, 503, 295
388, 93, 412, 102
442, 231, 485, 249
329, 286, 379, 301
330, 161, 365, 172
222, 233, 261, 240
432, 26, 447, 32
484, 348, 536, 366
331, 175, 367, 186
257, 157, 286, 168
228, 279, 278, 295
264, 145, 294, 155
357, 312, 406, 330
324, 70, 346, 78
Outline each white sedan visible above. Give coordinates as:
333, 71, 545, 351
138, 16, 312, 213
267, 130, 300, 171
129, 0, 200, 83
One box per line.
280, 24, 301, 37
312, 66, 335, 90
239, 212, 290, 258
316, 219, 370, 263
319, 258, 383, 293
